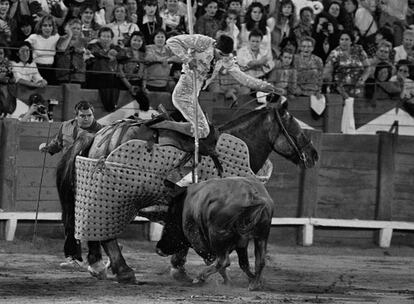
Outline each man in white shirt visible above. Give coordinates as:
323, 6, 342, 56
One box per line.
237, 29, 274, 79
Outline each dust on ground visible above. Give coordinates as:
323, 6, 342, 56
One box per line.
0, 238, 413, 304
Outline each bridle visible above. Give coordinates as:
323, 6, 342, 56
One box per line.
273, 106, 312, 165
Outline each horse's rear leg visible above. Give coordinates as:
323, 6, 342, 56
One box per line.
101, 239, 136, 284
249, 238, 267, 291
170, 248, 192, 282
87, 241, 107, 280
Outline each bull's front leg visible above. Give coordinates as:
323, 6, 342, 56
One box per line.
193, 253, 230, 285
170, 248, 192, 282
101, 239, 136, 284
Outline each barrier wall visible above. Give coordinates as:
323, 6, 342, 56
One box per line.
0, 119, 413, 244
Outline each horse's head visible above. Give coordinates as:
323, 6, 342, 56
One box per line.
267, 95, 319, 168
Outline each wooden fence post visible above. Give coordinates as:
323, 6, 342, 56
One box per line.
297, 130, 322, 245
324, 94, 343, 133
62, 83, 82, 120
375, 131, 396, 221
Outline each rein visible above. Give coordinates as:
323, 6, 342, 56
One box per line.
273, 107, 311, 165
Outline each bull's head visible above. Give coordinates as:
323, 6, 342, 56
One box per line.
156, 191, 191, 256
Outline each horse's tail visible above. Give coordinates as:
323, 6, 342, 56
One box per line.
56, 133, 95, 223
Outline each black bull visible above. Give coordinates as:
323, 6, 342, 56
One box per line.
156, 177, 274, 291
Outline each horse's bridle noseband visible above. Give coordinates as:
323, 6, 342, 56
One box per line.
273, 107, 312, 165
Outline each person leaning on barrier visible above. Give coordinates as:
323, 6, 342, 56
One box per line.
39, 101, 103, 269
39, 101, 103, 155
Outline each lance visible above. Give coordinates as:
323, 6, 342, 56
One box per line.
186, 0, 199, 183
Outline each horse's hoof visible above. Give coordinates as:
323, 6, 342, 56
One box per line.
170, 267, 192, 283
248, 280, 263, 291
192, 277, 205, 285
88, 261, 107, 280
117, 269, 136, 284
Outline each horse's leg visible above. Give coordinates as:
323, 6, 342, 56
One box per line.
86, 241, 107, 280
170, 248, 192, 282
101, 239, 136, 284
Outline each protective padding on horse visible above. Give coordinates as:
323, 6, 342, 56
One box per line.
74, 134, 273, 241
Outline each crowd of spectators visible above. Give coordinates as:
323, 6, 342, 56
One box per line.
1, 0, 414, 116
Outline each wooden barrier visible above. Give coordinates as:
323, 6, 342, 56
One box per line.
1, 212, 413, 248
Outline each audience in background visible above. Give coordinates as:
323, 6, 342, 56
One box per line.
0, 0, 414, 117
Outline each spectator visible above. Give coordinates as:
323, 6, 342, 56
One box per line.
268, 48, 297, 97
312, 11, 340, 63
294, 36, 324, 98
30, 0, 68, 26
0, 0, 11, 42
126, 0, 139, 23
272, 0, 297, 54
279, 36, 298, 54
161, 0, 187, 37
237, 29, 274, 79
390, 59, 414, 100
323, 30, 370, 99
355, 0, 378, 57
365, 61, 400, 100
195, 0, 221, 38
216, 9, 240, 50
240, 2, 271, 55
144, 29, 179, 92
326, 0, 345, 31
138, 0, 163, 45
228, 0, 242, 17
342, 0, 358, 32
293, 6, 314, 46
19, 93, 51, 122
118, 31, 149, 110
367, 39, 394, 78
108, 4, 140, 47
80, 5, 101, 43
10, 41, 47, 88
39, 100, 103, 269
0, 41, 12, 84
14, 15, 35, 44
86, 27, 121, 111
55, 18, 88, 84
394, 29, 414, 63
62, 0, 99, 23
378, 0, 408, 46
0, 42, 15, 117
25, 15, 61, 84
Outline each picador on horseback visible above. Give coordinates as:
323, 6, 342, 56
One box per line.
162, 34, 277, 138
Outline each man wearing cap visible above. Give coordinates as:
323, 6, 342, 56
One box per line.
166, 34, 276, 138
39, 101, 103, 268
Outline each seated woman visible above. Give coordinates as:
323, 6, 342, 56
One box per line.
390, 59, 414, 100
365, 61, 400, 100
144, 29, 179, 92
108, 4, 140, 47
323, 30, 370, 99
10, 41, 47, 89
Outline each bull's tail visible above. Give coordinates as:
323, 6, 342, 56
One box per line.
56, 133, 95, 225
234, 201, 273, 236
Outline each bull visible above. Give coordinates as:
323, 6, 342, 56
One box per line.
156, 177, 274, 291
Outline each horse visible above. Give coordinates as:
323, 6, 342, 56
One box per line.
57, 94, 319, 283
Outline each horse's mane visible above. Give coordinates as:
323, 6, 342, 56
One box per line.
218, 107, 269, 132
